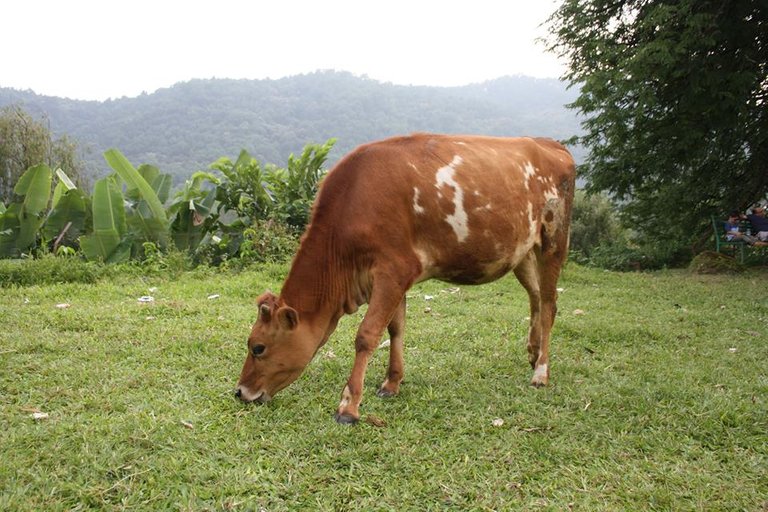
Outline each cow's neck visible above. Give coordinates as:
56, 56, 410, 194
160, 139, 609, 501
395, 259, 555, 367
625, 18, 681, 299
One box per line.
279, 227, 363, 348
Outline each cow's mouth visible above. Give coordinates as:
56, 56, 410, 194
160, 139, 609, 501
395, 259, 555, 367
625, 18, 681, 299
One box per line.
235, 386, 272, 404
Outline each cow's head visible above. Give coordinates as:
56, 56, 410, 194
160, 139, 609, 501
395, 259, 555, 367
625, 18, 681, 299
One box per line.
235, 292, 316, 403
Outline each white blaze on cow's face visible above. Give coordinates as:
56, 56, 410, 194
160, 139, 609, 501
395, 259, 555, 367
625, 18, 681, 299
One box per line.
435, 155, 469, 242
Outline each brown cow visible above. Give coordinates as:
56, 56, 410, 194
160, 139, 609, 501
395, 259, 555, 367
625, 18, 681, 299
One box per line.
236, 133, 576, 424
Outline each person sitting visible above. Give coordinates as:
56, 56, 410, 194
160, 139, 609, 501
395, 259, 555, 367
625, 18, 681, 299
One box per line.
724, 211, 760, 244
745, 204, 768, 242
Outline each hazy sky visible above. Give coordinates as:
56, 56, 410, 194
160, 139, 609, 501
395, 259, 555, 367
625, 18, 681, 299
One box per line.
2, 0, 565, 101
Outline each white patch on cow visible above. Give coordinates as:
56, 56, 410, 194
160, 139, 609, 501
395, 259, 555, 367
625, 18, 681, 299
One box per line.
415, 248, 432, 268
523, 162, 537, 179
408, 162, 418, 171
339, 385, 352, 408
527, 202, 538, 240
521, 161, 537, 191
544, 185, 560, 201
533, 363, 548, 381
413, 187, 426, 214
435, 155, 469, 242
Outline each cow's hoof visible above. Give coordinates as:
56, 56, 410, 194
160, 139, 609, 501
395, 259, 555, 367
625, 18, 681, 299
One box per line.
376, 387, 397, 398
530, 364, 549, 388
334, 412, 359, 425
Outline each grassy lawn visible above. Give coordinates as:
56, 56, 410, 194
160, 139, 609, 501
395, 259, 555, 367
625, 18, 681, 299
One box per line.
1, 262, 766, 511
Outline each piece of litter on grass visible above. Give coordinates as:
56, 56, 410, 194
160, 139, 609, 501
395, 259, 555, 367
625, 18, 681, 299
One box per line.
424, 295, 434, 301
379, 339, 391, 349
55, 303, 71, 309
325, 349, 337, 359
424, 307, 432, 313
137, 296, 154, 303
31, 412, 49, 421
23, 298, 30, 304
148, 287, 158, 293
365, 415, 387, 427
180, 420, 194, 429
557, 287, 565, 293
446, 287, 460, 294
573, 309, 585, 316
207, 294, 220, 300
145, 316, 156, 321
729, 347, 737, 353
492, 418, 504, 427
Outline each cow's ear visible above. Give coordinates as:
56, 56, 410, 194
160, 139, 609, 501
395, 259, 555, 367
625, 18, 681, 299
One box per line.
277, 306, 299, 331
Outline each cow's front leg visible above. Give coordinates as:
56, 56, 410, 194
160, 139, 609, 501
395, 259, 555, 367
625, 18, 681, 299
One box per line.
377, 296, 406, 398
335, 274, 411, 424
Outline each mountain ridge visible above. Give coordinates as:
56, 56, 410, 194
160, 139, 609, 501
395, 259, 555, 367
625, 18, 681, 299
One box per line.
0, 70, 581, 183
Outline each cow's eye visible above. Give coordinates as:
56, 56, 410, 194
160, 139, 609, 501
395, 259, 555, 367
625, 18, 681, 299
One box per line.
251, 344, 266, 358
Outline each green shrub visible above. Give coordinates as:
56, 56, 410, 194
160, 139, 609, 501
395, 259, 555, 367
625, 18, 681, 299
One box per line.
138, 242, 194, 276
569, 190, 625, 261
237, 219, 299, 266
0, 255, 104, 287
689, 250, 745, 274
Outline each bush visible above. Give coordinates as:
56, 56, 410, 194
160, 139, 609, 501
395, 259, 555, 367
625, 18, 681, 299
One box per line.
237, 220, 299, 265
689, 251, 745, 274
569, 189, 693, 271
569, 190, 625, 262
0, 255, 104, 287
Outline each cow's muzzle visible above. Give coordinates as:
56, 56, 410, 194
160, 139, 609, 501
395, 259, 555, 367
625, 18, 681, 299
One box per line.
234, 386, 271, 404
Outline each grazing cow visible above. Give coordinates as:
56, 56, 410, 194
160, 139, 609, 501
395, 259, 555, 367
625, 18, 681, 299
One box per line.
236, 133, 576, 424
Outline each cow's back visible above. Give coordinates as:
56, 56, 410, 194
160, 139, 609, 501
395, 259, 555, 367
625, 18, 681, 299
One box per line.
311, 134, 575, 284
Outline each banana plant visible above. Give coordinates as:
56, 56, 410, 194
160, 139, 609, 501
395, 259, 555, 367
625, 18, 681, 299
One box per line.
103, 149, 170, 248
80, 176, 131, 263
43, 169, 88, 250
167, 171, 219, 252
0, 163, 52, 257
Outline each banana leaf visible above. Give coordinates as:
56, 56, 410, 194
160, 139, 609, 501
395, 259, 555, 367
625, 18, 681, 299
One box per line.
80, 177, 128, 262
51, 168, 77, 209
125, 164, 172, 204
43, 188, 88, 242
0, 164, 53, 256
0, 204, 22, 257
14, 164, 52, 215
171, 188, 217, 251
103, 149, 169, 245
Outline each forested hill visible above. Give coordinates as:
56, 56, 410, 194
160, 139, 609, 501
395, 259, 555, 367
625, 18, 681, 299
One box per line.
0, 71, 581, 182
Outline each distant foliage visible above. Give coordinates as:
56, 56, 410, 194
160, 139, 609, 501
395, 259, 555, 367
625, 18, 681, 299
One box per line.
0, 73, 581, 183
0, 105, 89, 204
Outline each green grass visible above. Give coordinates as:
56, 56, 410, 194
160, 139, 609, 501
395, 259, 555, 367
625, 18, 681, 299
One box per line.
1, 262, 767, 511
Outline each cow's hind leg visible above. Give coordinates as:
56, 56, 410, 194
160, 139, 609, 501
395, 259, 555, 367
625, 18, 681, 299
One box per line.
521, 205, 570, 387
377, 296, 406, 398
514, 250, 546, 384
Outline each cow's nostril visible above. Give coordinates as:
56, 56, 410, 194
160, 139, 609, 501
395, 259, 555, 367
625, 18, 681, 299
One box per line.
234, 387, 242, 398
